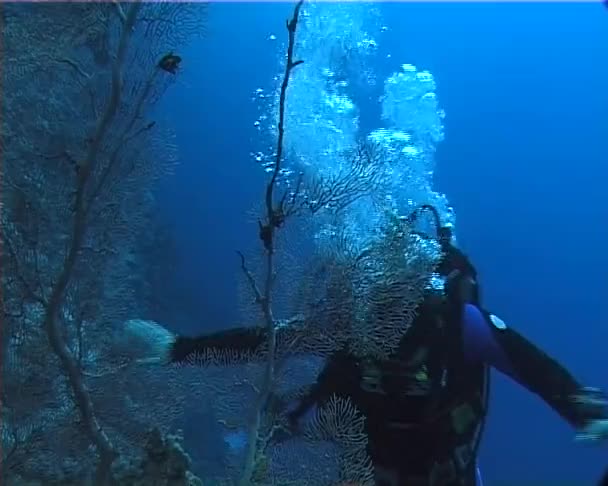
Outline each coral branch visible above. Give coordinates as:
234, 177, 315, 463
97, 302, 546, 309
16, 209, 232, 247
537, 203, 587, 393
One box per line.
238, 2, 305, 484
237, 250, 263, 305
41, 4, 141, 484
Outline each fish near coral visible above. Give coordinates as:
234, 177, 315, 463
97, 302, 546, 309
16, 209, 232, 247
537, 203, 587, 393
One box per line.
158, 52, 182, 74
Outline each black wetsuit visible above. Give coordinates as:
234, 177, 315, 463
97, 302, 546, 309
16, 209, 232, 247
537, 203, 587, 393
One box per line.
170, 246, 606, 486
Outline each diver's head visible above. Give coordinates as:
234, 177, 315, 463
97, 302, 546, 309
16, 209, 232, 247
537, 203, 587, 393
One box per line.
405, 203, 454, 251
406, 203, 479, 304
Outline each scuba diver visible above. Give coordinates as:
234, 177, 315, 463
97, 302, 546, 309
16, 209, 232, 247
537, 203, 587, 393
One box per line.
161, 204, 608, 486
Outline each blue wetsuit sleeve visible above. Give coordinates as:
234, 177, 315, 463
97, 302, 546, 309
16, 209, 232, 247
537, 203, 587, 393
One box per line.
461, 304, 520, 383
460, 304, 606, 428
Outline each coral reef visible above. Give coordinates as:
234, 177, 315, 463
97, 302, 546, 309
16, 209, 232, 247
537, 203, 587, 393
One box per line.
3, 429, 203, 486
113, 429, 204, 486
1, 2, 207, 484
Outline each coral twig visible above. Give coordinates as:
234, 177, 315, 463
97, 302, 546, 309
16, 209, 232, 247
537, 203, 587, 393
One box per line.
41, 4, 142, 485
238, 1, 305, 484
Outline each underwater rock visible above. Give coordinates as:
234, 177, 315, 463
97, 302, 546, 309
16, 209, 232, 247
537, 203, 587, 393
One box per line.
112, 428, 204, 486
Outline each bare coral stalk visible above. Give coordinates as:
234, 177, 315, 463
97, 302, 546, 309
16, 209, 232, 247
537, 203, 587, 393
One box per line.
41, 3, 142, 485
238, 1, 305, 484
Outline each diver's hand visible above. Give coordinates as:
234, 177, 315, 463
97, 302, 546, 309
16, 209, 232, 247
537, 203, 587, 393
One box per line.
572, 387, 608, 444
268, 413, 301, 444
264, 393, 303, 443
118, 319, 176, 365
575, 419, 608, 444
572, 387, 608, 410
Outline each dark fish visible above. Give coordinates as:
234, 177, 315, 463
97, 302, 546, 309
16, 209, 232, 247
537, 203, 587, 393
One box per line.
599, 467, 608, 486
158, 52, 182, 74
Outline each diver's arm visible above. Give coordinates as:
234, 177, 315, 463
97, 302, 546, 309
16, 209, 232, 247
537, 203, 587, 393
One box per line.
169, 326, 268, 364
117, 318, 303, 366
168, 315, 308, 365
285, 350, 354, 426
461, 305, 608, 429
265, 351, 353, 444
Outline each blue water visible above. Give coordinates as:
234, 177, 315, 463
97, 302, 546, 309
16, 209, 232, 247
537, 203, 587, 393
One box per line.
158, 2, 608, 484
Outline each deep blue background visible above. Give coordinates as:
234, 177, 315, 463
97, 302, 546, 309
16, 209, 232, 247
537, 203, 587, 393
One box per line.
158, 2, 608, 484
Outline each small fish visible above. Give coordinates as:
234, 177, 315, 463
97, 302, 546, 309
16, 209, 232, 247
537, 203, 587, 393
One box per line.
158, 52, 182, 74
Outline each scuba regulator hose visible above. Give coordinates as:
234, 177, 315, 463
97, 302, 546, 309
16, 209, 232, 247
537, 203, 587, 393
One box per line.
405, 204, 454, 250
